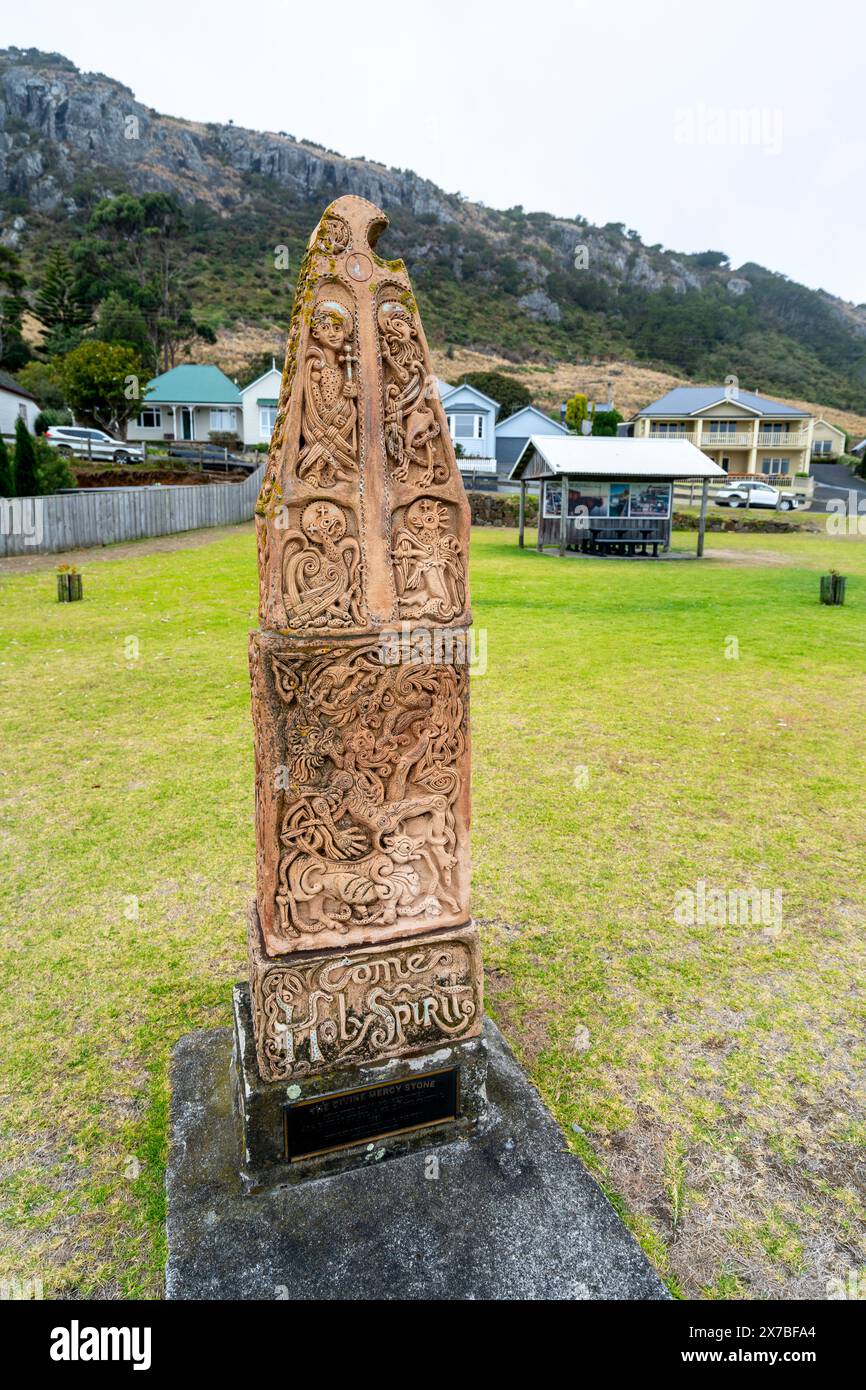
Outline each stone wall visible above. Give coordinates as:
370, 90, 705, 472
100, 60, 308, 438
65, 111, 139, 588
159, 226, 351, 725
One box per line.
466, 491, 538, 526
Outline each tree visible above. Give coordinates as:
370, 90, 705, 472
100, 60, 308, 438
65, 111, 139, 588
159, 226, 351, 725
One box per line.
86, 193, 196, 371
33, 246, 91, 352
691, 250, 731, 269
565, 393, 588, 432
0, 246, 28, 371
457, 371, 531, 420
59, 341, 144, 437
94, 292, 151, 360
14, 360, 68, 411
0, 434, 15, 497
591, 408, 623, 437
14, 416, 39, 496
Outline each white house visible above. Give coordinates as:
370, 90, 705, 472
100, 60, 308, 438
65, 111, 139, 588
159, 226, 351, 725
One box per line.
438, 381, 499, 473
127, 365, 243, 444
436, 380, 567, 488
239, 361, 282, 448
0, 370, 40, 438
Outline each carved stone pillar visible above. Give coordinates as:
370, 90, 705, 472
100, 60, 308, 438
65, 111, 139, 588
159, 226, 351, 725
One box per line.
235, 196, 486, 1189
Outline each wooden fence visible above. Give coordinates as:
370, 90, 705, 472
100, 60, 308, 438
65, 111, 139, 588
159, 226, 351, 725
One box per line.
0, 464, 265, 558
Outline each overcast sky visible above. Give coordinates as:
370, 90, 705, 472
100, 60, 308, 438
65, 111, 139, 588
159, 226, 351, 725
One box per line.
8, 0, 866, 303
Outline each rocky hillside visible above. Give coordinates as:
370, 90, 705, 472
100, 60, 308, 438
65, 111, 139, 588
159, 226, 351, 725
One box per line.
2, 46, 866, 413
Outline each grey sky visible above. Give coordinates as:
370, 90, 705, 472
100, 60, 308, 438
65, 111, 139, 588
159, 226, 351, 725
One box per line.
9, 0, 866, 303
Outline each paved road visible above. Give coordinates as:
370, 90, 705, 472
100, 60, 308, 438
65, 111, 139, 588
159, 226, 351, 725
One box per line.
808, 461, 866, 512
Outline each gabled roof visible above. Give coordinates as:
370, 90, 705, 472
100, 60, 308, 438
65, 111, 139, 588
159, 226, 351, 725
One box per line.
495, 404, 568, 435
636, 386, 809, 418
0, 369, 37, 403
439, 381, 501, 414
144, 364, 242, 405
813, 418, 846, 438
239, 363, 281, 396
510, 436, 727, 481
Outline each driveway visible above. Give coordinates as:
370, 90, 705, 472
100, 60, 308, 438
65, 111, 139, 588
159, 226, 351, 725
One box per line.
808, 461, 866, 512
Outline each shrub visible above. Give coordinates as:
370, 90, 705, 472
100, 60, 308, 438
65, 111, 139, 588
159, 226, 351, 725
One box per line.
456, 372, 531, 420
13, 416, 39, 496
0, 434, 14, 496
36, 439, 76, 493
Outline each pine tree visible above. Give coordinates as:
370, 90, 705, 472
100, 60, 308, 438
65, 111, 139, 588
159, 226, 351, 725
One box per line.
33, 247, 91, 349
0, 433, 14, 497
13, 416, 39, 496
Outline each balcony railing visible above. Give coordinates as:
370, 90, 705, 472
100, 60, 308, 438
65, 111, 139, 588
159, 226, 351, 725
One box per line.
701, 433, 754, 448
648, 428, 697, 439
757, 431, 808, 447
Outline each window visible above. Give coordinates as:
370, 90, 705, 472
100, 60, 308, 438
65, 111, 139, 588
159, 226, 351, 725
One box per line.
17, 403, 27, 420
651, 422, 686, 436
137, 407, 162, 429
812, 439, 832, 456
259, 406, 277, 440
705, 421, 737, 435
761, 457, 790, 475
761, 422, 787, 435
449, 413, 483, 440
209, 408, 237, 432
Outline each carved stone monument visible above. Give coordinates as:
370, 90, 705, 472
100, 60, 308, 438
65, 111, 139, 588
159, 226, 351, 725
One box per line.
235, 195, 486, 1189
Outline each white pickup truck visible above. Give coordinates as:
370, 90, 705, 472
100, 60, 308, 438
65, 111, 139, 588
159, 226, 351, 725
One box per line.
714, 479, 805, 511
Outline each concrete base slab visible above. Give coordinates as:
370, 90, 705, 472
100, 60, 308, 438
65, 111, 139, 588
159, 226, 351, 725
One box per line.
166, 1016, 669, 1300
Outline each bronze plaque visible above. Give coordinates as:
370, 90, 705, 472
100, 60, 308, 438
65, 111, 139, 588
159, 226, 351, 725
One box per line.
284, 1067, 459, 1161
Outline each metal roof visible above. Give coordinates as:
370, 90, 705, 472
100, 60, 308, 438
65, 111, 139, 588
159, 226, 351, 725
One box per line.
144, 365, 242, 405
0, 369, 37, 402
510, 436, 727, 481
494, 403, 568, 435
636, 386, 809, 418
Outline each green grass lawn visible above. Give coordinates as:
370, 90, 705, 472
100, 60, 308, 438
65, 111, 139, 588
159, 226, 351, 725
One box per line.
1, 524, 865, 1299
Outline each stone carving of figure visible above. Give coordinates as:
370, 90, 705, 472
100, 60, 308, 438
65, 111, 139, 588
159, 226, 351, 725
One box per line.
297, 301, 358, 488
282, 501, 364, 629
392, 498, 466, 622
378, 301, 447, 487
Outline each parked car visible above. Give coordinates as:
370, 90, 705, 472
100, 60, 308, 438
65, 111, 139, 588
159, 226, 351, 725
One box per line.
714, 479, 804, 511
44, 426, 144, 464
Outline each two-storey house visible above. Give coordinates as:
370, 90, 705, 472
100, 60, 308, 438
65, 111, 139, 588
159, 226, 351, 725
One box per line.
632, 386, 814, 480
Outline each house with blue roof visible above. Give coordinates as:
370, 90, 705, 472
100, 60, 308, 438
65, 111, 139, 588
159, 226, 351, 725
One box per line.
632, 385, 815, 479
437, 380, 566, 487
128, 364, 243, 445
437, 381, 499, 475
495, 404, 569, 478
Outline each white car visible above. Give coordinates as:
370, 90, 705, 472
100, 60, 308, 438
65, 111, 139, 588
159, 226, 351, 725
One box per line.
714, 479, 804, 511
44, 426, 144, 464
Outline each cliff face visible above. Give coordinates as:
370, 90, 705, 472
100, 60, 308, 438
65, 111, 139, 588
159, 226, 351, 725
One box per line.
0, 48, 461, 220
1, 47, 865, 408
0, 46, 751, 294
